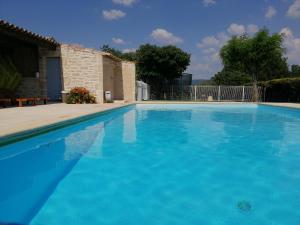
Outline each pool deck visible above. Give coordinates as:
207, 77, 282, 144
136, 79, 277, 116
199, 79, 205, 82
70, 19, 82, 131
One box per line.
0, 103, 133, 145
0, 101, 299, 145
260, 102, 300, 109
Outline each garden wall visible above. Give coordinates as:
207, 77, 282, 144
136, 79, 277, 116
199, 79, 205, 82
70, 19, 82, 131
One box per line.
60, 44, 104, 103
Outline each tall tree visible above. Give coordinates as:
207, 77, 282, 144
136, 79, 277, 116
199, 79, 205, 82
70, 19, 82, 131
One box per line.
137, 44, 190, 97
212, 29, 289, 101
220, 29, 288, 81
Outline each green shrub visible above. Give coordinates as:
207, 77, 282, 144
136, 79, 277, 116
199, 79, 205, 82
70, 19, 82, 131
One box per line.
0, 55, 22, 97
66, 87, 96, 104
260, 77, 300, 102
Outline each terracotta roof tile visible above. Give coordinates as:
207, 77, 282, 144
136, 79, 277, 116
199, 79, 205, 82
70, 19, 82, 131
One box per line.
0, 19, 59, 47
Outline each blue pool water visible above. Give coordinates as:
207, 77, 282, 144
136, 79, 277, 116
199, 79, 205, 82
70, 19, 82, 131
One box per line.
1, 104, 300, 225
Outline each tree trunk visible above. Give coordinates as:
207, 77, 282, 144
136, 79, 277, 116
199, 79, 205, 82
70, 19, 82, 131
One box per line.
252, 80, 259, 102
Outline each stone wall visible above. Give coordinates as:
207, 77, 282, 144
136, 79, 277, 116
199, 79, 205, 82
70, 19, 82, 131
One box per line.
60, 44, 136, 103
16, 78, 41, 97
60, 44, 104, 103
122, 61, 136, 102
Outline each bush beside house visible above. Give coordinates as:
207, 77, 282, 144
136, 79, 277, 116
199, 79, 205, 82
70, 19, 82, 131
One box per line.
66, 87, 96, 104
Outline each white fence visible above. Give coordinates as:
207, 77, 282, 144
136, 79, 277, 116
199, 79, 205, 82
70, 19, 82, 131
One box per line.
159, 85, 266, 102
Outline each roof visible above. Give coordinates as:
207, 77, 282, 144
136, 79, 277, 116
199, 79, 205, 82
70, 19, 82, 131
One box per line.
0, 20, 59, 49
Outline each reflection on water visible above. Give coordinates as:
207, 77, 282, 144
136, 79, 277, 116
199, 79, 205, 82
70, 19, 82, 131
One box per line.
0, 110, 123, 224
64, 122, 105, 160
122, 110, 136, 143
208, 106, 300, 158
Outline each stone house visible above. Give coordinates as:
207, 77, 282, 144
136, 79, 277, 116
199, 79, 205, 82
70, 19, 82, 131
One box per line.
0, 20, 136, 103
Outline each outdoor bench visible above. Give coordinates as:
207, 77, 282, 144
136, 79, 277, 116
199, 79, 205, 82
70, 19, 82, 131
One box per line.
0, 98, 11, 108
16, 97, 48, 107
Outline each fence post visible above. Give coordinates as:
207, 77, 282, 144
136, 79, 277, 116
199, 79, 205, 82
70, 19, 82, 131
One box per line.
242, 86, 245, 102
218, 86, 221, 102
171, 85, 173, 100
194, 86, 197, 101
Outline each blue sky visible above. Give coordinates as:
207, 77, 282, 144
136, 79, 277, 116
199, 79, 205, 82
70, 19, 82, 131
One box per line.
1, 0, 300, 79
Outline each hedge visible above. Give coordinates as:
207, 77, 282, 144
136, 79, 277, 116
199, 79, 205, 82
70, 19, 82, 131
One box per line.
260, 77, 300, 102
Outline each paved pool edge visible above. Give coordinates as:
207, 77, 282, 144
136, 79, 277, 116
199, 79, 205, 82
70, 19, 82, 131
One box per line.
0, 103, 134, 147
259, 102, 300, 110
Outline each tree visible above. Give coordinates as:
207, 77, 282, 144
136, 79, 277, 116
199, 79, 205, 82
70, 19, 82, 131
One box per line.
137, 44, 190, 97
100, 44, 137, 61
100, 44, 123, 58
100, 44, 190, 98
290, 65, 300, 77
219, 29, 288, 82
214, 29, 289, 101
212, 69, 251, 85
122, 52, 137, 61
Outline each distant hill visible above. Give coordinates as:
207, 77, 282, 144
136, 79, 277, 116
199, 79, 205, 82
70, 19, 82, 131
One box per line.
192, 79, 213, 85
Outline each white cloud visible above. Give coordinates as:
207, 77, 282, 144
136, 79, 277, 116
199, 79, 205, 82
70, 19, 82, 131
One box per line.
227, 23, 246, 35
280, 27, 293, 38
197, 36, 219, 48
280, 27, 300, 64
151, 28, 183, 44
265, 6, 277, 19
202, 48, 218, 54
197, 32, 229, 49
103, 9, 126, 20
112, 37, 125, 44
112, 0, 137, 6
203, 0, 216, 7
187, 55, 222, 79
192, 32, 229, 78
287, 0, 300, 18
247, 24, 259, 34
122, 48, 136, 53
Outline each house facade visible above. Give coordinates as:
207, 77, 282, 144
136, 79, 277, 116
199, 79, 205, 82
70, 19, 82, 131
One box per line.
0, 20, 136, 103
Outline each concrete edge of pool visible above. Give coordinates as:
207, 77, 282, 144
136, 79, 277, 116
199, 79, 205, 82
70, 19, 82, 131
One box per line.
0, 101, 299, 146
0, 103, 134, 146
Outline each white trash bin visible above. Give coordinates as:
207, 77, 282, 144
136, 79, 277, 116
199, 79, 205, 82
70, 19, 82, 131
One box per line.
61, 90, 69, 103
105, 91, 113, 103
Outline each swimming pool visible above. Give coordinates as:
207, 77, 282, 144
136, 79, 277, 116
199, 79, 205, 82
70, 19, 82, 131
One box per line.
1, 104, 300, 225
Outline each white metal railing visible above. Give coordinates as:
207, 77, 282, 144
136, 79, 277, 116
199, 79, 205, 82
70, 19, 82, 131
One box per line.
160, 85, 265, 102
